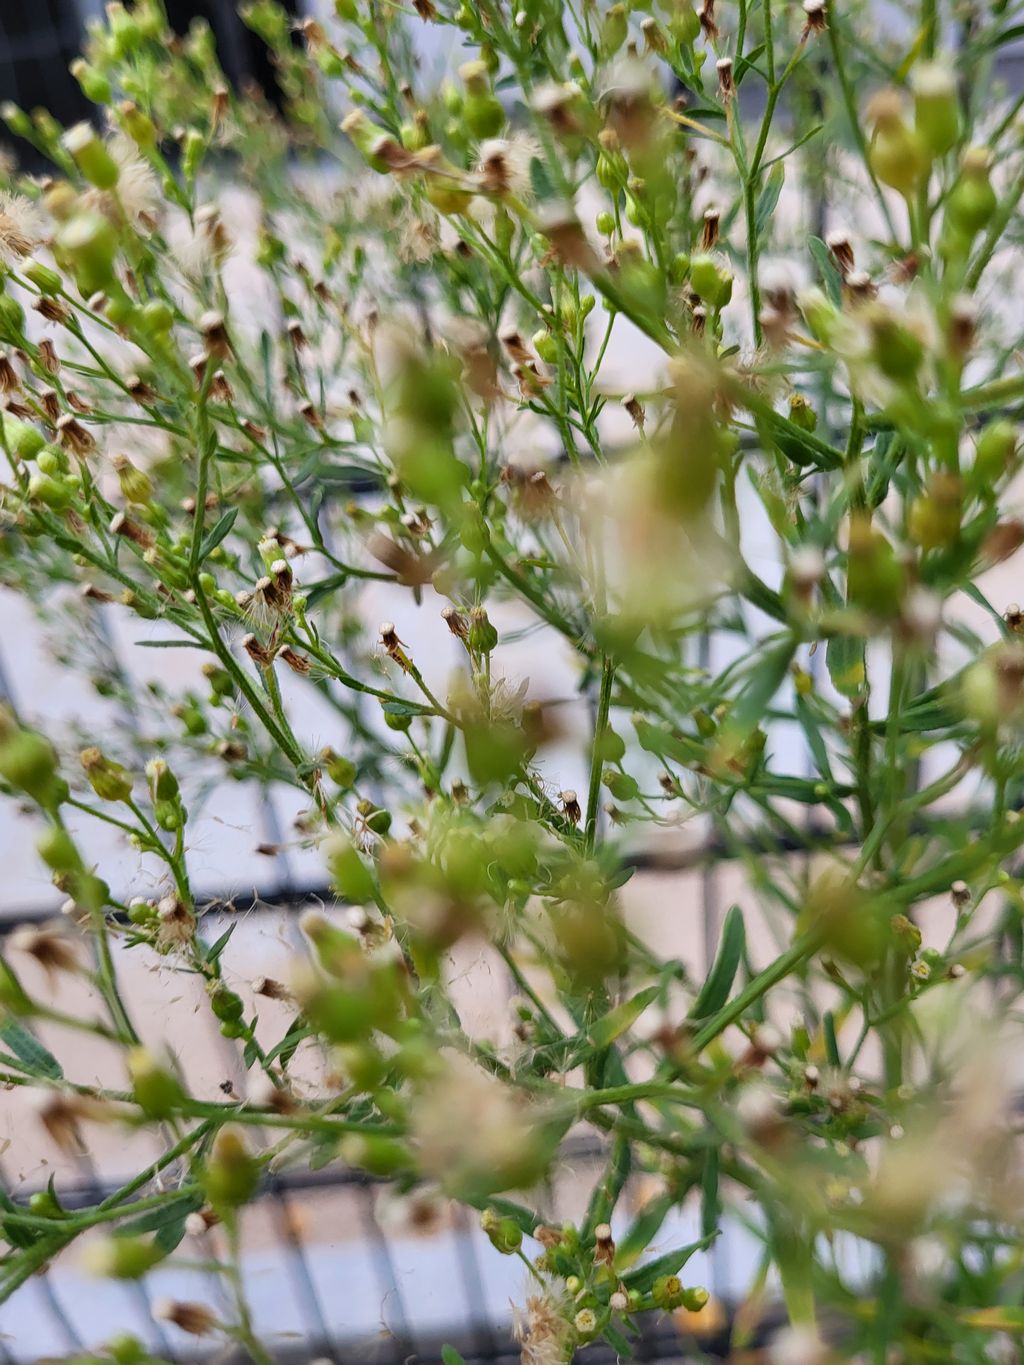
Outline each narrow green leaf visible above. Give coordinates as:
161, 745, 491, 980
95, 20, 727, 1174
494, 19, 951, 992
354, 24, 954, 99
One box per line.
701, 1146, 721, 1241
0, 1019, 63, 1079
114, 1192, 202, 1239
724, 637, 797, 744
134, 637, 202, 649
634, 720, 704, 766
689, 905, 745, 1020
734, 42, 767, 84
826, 634, 866, 698
622, 1233, 716, 1292
529, 157, 555, 203
589, 986, 659, 1049
823, 1010, 841, 1067
808, 234, 843, 306
304, 571, 349, 610
615, 1190, 678, 1272
755, 163, 785, 237
200, 924, 235, 965
197, 506, 239, 562
442, 1349, 468, 1365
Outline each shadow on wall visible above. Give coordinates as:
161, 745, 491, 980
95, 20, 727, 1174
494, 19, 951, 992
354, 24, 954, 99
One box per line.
0, 0, 300, 168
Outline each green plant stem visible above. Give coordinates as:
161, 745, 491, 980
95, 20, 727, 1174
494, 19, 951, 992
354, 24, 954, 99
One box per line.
585, 655, 615, 851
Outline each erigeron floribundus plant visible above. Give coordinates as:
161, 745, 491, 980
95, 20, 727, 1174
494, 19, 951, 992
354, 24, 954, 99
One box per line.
1, 0, 1024, 1360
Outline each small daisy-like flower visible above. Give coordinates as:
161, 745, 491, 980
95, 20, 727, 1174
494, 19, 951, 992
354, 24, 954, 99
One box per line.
0, 190, 44, 264
573, 1308, 597, 1337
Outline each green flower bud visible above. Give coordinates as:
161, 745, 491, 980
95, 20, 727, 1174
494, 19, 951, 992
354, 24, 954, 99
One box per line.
442, 82, 463, 116
70, 60, 113, 107
846, 511, 904, 617
595, 728, 626, 762
0, 102, 33, 140
23, 260, 63, 295
84, 1235, 166, 1280
145, 757, 179, 803
1, 412, 45, 462
945, 147, 997, 236
971, 419, 1017, 488
867, 90, 929, 197
35, 446, 66, 475
866, 308, 924, 381
596, 209, 616, 236
80, 747, 133, 803
460, 61, 504, 139
321, 748, 357, 789
364, 806, 392, 835
382, 703, 413, 732
481, 1208, 523, 1253
117, 102, 157, 149
203, 1126, 260, 1211
911, 62, 959, 157
28, 473, 75, 509
208, 985, 245, 1024
340, 1133, 411, 1177
0, 292, 25, 344
336, 1041, 386, 1091
669, 251, 691, 285
788, 394, 818, 432
112, 455, 153, 506
36, 825, 81, 875
602, 768, 639, 801
324, 833, 377, 902
106, 1334, 151, 1365
63, 123, 120, 190
907, 472, 962, 548
468, 606, 498, 654
128, 1048, 184, 1119
153, 798, 184, 832
890, 912, 923, 955
400, 112, 431, 152
56, 211, 119, 295
600, 3, 629, 54
182, 129, 205, 181
135, 299, 174, 338
688, 254, 733, 309
533, 328, 559, 363
651, 1274, 686, 1310
668, 0, 701, 42
106, 2, 144, 57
